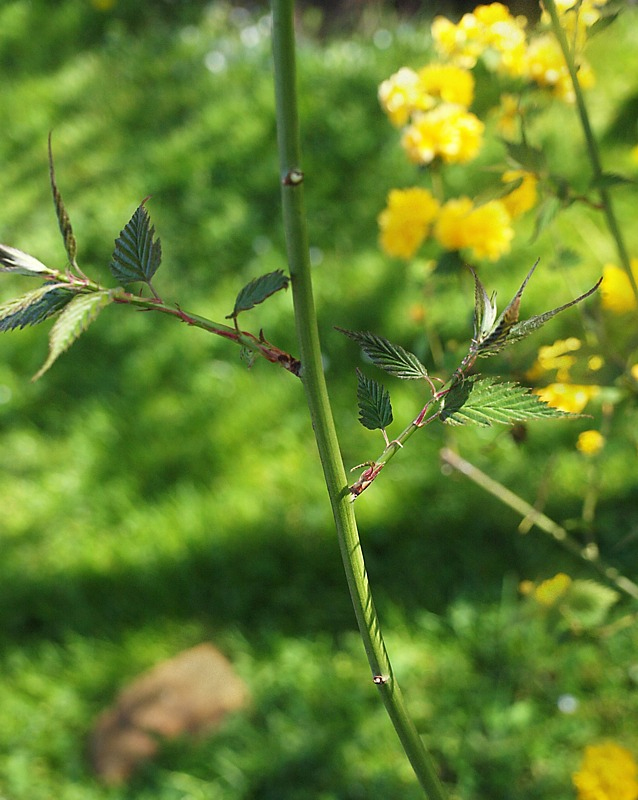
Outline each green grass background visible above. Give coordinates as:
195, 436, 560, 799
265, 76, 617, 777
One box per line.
0, 1, 637, 798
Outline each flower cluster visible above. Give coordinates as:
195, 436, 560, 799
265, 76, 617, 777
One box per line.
378, 187, 524, 262
379, 63, 483, 165
431, 1, 604, 102
573, 742, 638, 800
526, 337, 602, 413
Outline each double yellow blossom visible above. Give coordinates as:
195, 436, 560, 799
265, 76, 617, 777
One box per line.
573, 742, 638, 800
377, 188, 440, 259
431, 3, 527, 74
534, 383, 599, 413
434, 196, 513, 261
401, 104, 484, 166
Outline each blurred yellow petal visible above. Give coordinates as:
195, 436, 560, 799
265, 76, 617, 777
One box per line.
378, 188, 440, 259
534, 383, 599, 413
601, 261, 638, 313
573, 742, 638, 800
576, 430, 605, 456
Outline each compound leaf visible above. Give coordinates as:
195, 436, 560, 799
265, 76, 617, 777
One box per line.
356, 369, 393, 431
0, 244, 57, 278
110, 201, 162, 287
440, 376, 571, 426
0, 285, 75, 332
33, 290, 113, 380
228, 270, 289, 318
337, 328, 429, 380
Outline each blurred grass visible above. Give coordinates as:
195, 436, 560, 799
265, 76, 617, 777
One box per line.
0, 2, 637, 798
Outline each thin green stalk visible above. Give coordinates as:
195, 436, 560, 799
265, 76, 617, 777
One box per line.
544, 0, 638, 300
270, 2, 447, 797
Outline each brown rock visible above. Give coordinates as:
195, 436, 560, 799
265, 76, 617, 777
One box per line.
90, 643, 249, 784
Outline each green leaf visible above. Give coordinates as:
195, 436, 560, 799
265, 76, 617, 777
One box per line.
356, 369, 393, 431
440, 376, 572, 426
0, 285, 75, 332
337, 328, 429, 380
474, 176, 523, 207
227, 270, 289, 318
531, 196, 561, 241
504, 277, 602, 349
504, 141, 545, 173
474, 260, 539, 357
589, 172, 635, 190
33, 290, 114, 380
0, 244, 57, 278
48, 133, 78, 266
470, 268, 497, 342
109, 201, 162, 287
562, 580, 619, 630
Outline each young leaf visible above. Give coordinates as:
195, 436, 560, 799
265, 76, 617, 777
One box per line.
503, 277, 603, 349
0, 285, 75, 332
48, 133, 78, 266
440, 376, 572, 426
356, 369, 393, 431
33, 290, 113, 380
474, 260, 539, 357
505, 141, 545, 173
337, 328, 429, 380
109, 201, 162, 287
227, 270, 289, 319
470, 268, 497, 342
0, 244, 58, 277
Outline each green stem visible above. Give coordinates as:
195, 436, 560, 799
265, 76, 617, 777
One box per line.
544, 0, 638, 299
270, 2, 447, 797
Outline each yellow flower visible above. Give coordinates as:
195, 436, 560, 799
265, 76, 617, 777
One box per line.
523, 33, 594, 102
576, 430, 605, 456
526, 337, 581, 381
378, 67, 430, 128
631, 145, 638, 166
434, 197, 513, 261
542, 0, 610, 30
534, 383, 599, 413
431, 15, 484, 69
573, 741, 638, 800
432, 4, 527, 76
601, 260, 638, 313
494, 93, 520, 138
533, 573, 572, 606
500, 169, 538, 218
417, 63, 475, 109
631, 364, 638, 382
378, 188, 440, 259
401, 104, 484, 165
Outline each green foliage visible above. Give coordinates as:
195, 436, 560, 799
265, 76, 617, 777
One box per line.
439, 377, 569, 427
0, 285, 74, 331
228, 269, 289, 320
33, 290, 115, 380
0, 243, 56, 277
356, 368, 393, 431
337, 328, 430, 380
48, 132, 78, 267
109, 201, 162, 289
